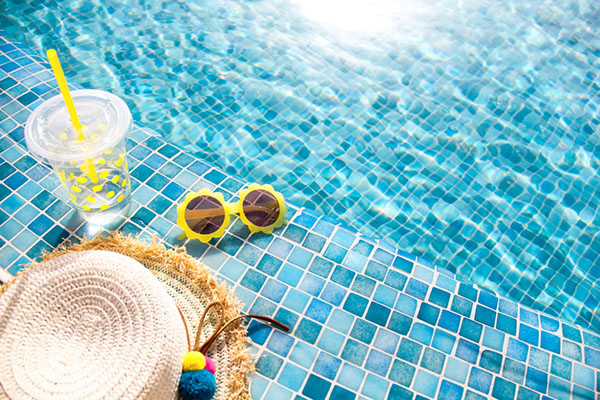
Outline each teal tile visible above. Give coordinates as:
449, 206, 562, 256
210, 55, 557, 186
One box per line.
429, 287, 451, 307
389, 358, 416, 387
351, 275, 376, 296
460, 319, 483, 342
290, 341, 318, 369
365, 260, 387, 281
479, 350, 502, 374
317, 328, 345, 355
341, 339, 368, 365
361, 373, 389, 399
327, 309, 354, 334
503, 358, 526, 385
421, 348, 445, 374
396, 338, 423, 364
491, 377, 516, 400
550, 356, 571, 381
337, 363, 365, 391
445, 357, 470, 384
432, 329, 456, 354
302, 374, 331, 400
394, 293, 418, 318
256, 351, 284, 379
413, 369, 439, 398
278, 363, 308, 392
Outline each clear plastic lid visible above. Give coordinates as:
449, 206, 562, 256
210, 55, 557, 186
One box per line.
24, 89, 132, 165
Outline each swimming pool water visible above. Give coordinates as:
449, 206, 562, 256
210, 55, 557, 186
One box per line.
1, 0, 599, 331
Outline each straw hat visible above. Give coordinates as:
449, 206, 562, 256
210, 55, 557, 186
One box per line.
0, 234, 254, 400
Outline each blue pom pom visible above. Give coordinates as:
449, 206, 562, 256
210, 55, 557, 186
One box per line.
178, 369, 217, 400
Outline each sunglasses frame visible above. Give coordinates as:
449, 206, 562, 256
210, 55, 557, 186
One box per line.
177, 183, 287, 242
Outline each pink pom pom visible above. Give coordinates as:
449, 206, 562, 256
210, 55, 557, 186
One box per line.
205, 356, 216, 374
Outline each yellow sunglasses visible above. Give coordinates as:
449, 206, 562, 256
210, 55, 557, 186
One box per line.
177, 183, 287, 242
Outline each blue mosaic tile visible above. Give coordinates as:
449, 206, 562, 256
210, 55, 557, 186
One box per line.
445, 357, 470, 384
520, 308, 540, 327
414, 369, 439, 398
327, 309, 354, 334
410, 323, 434, 346
289, 341, 318, 369
323, 243, 346, 264
364, 349, 392, 376
474, 305, 496, 327
365, 302, 391, 326
584, 347, 600, 369
468, 367, 492, 394
528, 348, 550, 372
342, 293, 368, 317
319, 282, 345, 306
274, 308, 300, 331
302, 233, 326, 253
309, 257, 334, 279
330, 266, 355, 288
561, 340, 581, 361
405, 278, 429, 300
316, 328, 344, 355
351, 275, 376, 297
438, 310, 461, 332
394, 293, 417, 317
278, 363, 307, 392
337, 363, 365, 392
264, 383, 292, 400
305, 298, 332, 324
456, 339, 480, 364
452, 296, 474, 317
497, 313, 518, 336
388, 384, 414, 399
341, 339, 368, 366
507, 338, 530, 363
540, 315, 559, 332
295, 318, 322, 345
267, 329, 295, 358
361, 373, 389, 399
329, 385, 354, 400
299, 273, 325, 296
491, 377, 516, 400
278, 264, 303, 287
562, 324, 582, 343
460, 319, 483, 343
540, 331, 560, 354
350, 319, 377, 344
525, 367, 548, 393
479, 350, 502, 374
503, 358, 526, 385
262, 278, 288, 303
288, 247, 312, 269
432, 329, 456, 354
313, 351, 341, 380
388, 312, 413, 336
438, 379, 464, 400
572, 363, 595, 390
257, 351, 284, 379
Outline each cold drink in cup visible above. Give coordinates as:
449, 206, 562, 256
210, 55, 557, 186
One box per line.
25, 89, 132, 224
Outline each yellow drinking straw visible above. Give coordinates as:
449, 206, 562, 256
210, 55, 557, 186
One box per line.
46, 49, 98, 184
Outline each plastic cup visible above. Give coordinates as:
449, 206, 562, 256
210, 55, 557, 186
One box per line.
25, 89, 133, 224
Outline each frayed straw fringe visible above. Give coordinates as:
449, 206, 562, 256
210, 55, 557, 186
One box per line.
0, 232, 254, 400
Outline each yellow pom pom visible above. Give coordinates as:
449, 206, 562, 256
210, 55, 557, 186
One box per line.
182, 351, 206, 372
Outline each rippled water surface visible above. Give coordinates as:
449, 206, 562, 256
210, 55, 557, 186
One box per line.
2, 0, 599, 330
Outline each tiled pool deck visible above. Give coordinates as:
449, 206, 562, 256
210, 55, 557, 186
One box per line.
0, 38, 599, 400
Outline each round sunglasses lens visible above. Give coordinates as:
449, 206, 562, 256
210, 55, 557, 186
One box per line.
242, 189, 280, 227
185, 195, 226, 235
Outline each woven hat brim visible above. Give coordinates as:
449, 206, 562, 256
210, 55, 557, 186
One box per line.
1, 233, 255, 400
